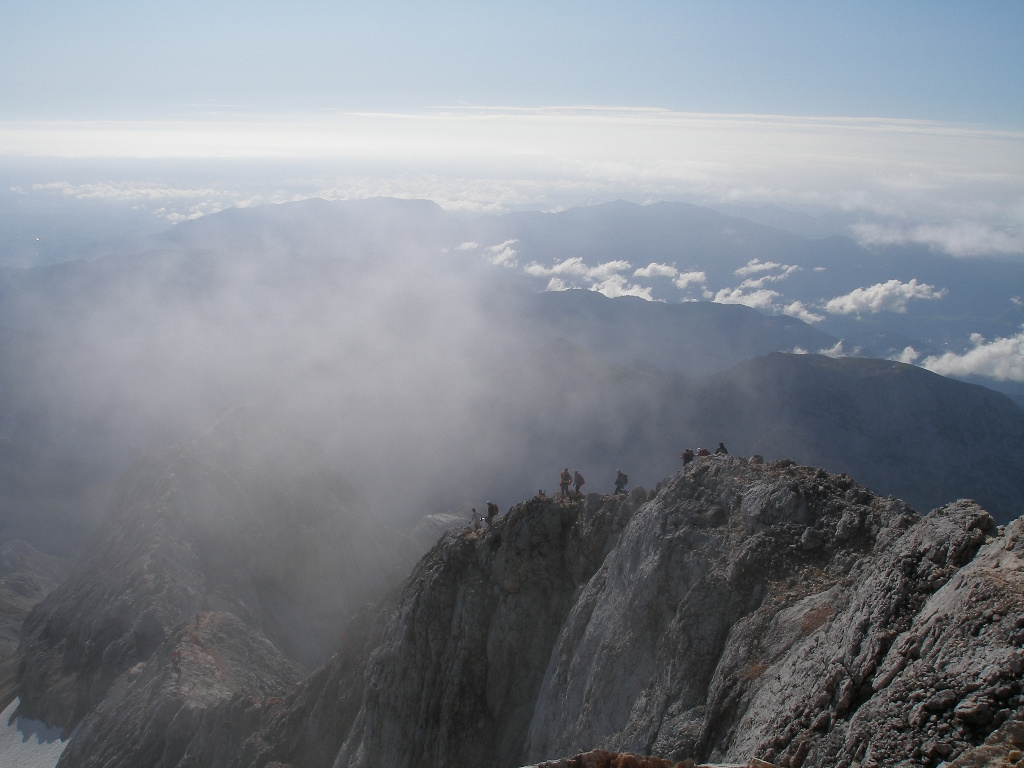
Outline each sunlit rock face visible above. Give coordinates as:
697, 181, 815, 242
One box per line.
13, 406, 417, 733
247, 457, 1022, 768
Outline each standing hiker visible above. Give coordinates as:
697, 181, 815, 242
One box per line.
559, 468, 572, 498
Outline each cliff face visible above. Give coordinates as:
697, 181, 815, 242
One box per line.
23, 453, 1024, 768
333, 491, 640, 768
521, 463, 1018, 767
242, 456, 1021, 768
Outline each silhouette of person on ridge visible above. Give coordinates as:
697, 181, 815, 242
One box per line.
614, 469, 628, 495
559, 468, 572, 498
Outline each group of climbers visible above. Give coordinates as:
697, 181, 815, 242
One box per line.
470, 441, 735, 532
681, 442, 728, 465
535, 466, 625, 502
470, 500, 502, 530
557, 468, 588, 498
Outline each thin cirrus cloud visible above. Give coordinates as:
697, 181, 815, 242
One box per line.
911, 328, 1024, 383
2, 108, 1021, 257
734, 258, 787, 276
823, 279, 947, 315
732, 259, 800, 290
851, 221, 1024, 258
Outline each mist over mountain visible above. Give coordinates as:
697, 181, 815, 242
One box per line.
0, 195, 1022, 767
13, 408, 423, 729
0, 196, 1022, 560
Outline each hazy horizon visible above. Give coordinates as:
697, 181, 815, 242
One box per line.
1, 2, 1022, 548
2, 3, 1022, 260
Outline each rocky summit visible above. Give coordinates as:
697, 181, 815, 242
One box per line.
14, 452, 1024, 768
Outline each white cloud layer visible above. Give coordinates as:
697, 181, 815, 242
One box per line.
673, 270, 707, 291
920, 328, 1024, 382
851, 221, 1024, 258
633, 262, 678, 278
525, 257, 631, 283
894, 346, 921, 364
818, 341, 849, 358
3, 108, 1022, 256
823, 279, 947, 315
782, 300, 824, 323
485, 239, 518, 267
734, 259, 783, 276
590, 275, 654, 300
707, 287, 780, 309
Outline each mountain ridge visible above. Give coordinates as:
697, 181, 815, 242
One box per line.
22, 454, 1023, 768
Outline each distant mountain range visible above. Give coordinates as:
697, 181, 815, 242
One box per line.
0, 196, 1020, 561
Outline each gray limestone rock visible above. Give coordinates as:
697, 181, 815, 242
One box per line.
292, 457, 1022, 768
24, 454, 1024, 768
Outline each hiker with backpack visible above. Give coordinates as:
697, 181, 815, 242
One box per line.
485, 501, 499, 526
573, 470, 585, 495
614, 469, 628, 495
559, 468, 572, 498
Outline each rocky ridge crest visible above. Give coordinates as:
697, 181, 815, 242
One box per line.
20, 454, 1024, 768
133, 455, 1022, 768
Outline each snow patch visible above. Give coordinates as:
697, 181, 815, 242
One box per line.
0, 698, 72, 768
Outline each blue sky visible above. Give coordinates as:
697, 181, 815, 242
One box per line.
2, 1, 1022, 125
1, 2, 1022, 261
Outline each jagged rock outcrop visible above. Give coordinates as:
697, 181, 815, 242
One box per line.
22, 454, 1024, 768
13, 407, 416, 735
221, 456, 1022, 768
332, 491, 641, 768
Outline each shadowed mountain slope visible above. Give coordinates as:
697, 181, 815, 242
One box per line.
13, 408, 418, 733
685, 353, 1024, 523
